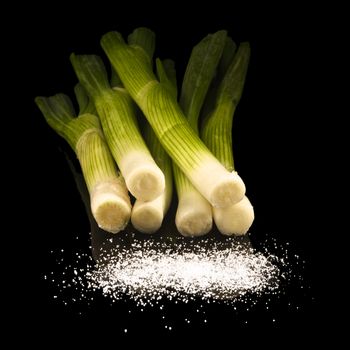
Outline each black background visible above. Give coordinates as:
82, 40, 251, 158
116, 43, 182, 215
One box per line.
8, 2, 330, 341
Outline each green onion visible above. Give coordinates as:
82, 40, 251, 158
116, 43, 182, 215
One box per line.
70, 53, 165, 201
101, 28, 246, 208
131, 119, 173, 233
201, 42, 254, 235
173, 30, 227, 236
35, 86, 131, 233
123, 31, 173, 234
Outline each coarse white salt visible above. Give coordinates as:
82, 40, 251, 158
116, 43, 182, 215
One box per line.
86, 236, 280, 304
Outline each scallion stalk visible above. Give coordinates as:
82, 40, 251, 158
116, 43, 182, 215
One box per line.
123, 31, 174, 233
201, 42, 254, 235
101, 28, 246, 208
70, 53, 165, 201
173, 30, 227, 236
131, 121, 173, 233
35, 86, 131, 233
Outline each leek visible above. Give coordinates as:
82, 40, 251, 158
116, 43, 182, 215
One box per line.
35, 86, 131, 233
101, 28, 246, 208
173, 30, 227, 236
201, 42, 254, 235
70, 53, 165, 201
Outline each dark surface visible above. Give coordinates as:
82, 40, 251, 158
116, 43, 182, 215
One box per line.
11, 4, 327, 340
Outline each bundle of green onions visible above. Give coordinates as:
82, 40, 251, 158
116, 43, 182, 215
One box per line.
35, 27, 254, 236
